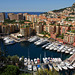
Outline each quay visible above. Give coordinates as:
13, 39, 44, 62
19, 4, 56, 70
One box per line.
65, 53, 75, 64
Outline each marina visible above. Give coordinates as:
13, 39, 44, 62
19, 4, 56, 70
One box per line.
0, 36, 75, 75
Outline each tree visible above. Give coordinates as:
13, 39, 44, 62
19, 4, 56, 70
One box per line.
36, 69, 60, 75
19, 73, 31, 75
1, 65, 19, 75
19, 20, 24, 24
11, 55, 19, 65
18, 56, 24, 68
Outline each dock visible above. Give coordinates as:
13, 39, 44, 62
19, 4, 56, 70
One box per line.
65, 53, 75, 64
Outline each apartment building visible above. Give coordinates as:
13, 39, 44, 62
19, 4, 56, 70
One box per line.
60, 26, 70, 34
56, 25, 60, 35
49, 25, 56, 34
0, 24, 20, 34
17, 13, 23, 21
8, 13, 17, 20
20, 25, 32, 37
36, 25, 43, 34
0, 13, 5, 22
23, 13, 29, 20
63, 32, 75, 44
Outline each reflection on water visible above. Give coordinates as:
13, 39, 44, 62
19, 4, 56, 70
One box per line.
20, 41, 30, 47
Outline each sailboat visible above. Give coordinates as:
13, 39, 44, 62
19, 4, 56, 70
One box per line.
27, 47, 32, 71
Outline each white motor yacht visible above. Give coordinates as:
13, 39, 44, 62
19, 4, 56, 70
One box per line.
66, 65, 74, 69
57, 45, 64, 52
34, 58, 37, 64
42, 43, 50, 48
45, 44, 52, 49
36, 40, 48, 45
65, 62, 74, 69
65, 50, 69, 54
56, 64, 62, 71
54, 46, 59, 51
34, 39, 43, 44
61, 48, 66, 53
33, 65, 37, 71
60, 62, 68, 70
49, 46, 54, 50
70, 50, 75, 55
28, 65, 32, 71
4, 39, 15, 45
28, 58, 31, 65
53, 64, 59, 71
24, 58, 27, 66
29, 36, 40, 42
3, 37, 9, 41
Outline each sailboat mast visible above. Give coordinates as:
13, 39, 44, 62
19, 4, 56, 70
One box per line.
40, 54, 41, 63
44, 52, 46, 57
28, 47, 29, 58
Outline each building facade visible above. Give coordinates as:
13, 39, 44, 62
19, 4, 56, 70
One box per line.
0, 13, 5, 22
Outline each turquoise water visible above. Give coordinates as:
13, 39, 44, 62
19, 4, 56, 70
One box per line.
0, 40, 70, 61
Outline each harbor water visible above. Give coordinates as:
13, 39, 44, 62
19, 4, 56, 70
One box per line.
0, 39, 70, 61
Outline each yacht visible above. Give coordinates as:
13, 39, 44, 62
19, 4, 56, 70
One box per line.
31, 59, 34, 65
34, 39, 43, 44
42, 43, 50, 48
66, 65, 74, 69
70, 50, 75, 55
65, 50, 70, 54
24, 58, 27, 66
33, 65, 37, 71
49, 45, 56, 50
4, 39, 15, 45
37, 65, 41, 70
56, 64, 62, 71
65, 62, 74, 69
54, 46, 59, 51
36, 40, 48, 45
49, 46, 54, 50
29, 36, 40, 42
28, 36, 34, 41
45, 44, 53, 49
53, 64, 59, 71
57, 45, 64, 52
19, 57, 22, 61
61, 48, 67, 53
28, 58, 31, 65
60, 62, 68, 70
43, 57, 49, 63
28, 65, 32, 71
34, 58, 37, 64
3, 37, 9, 41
